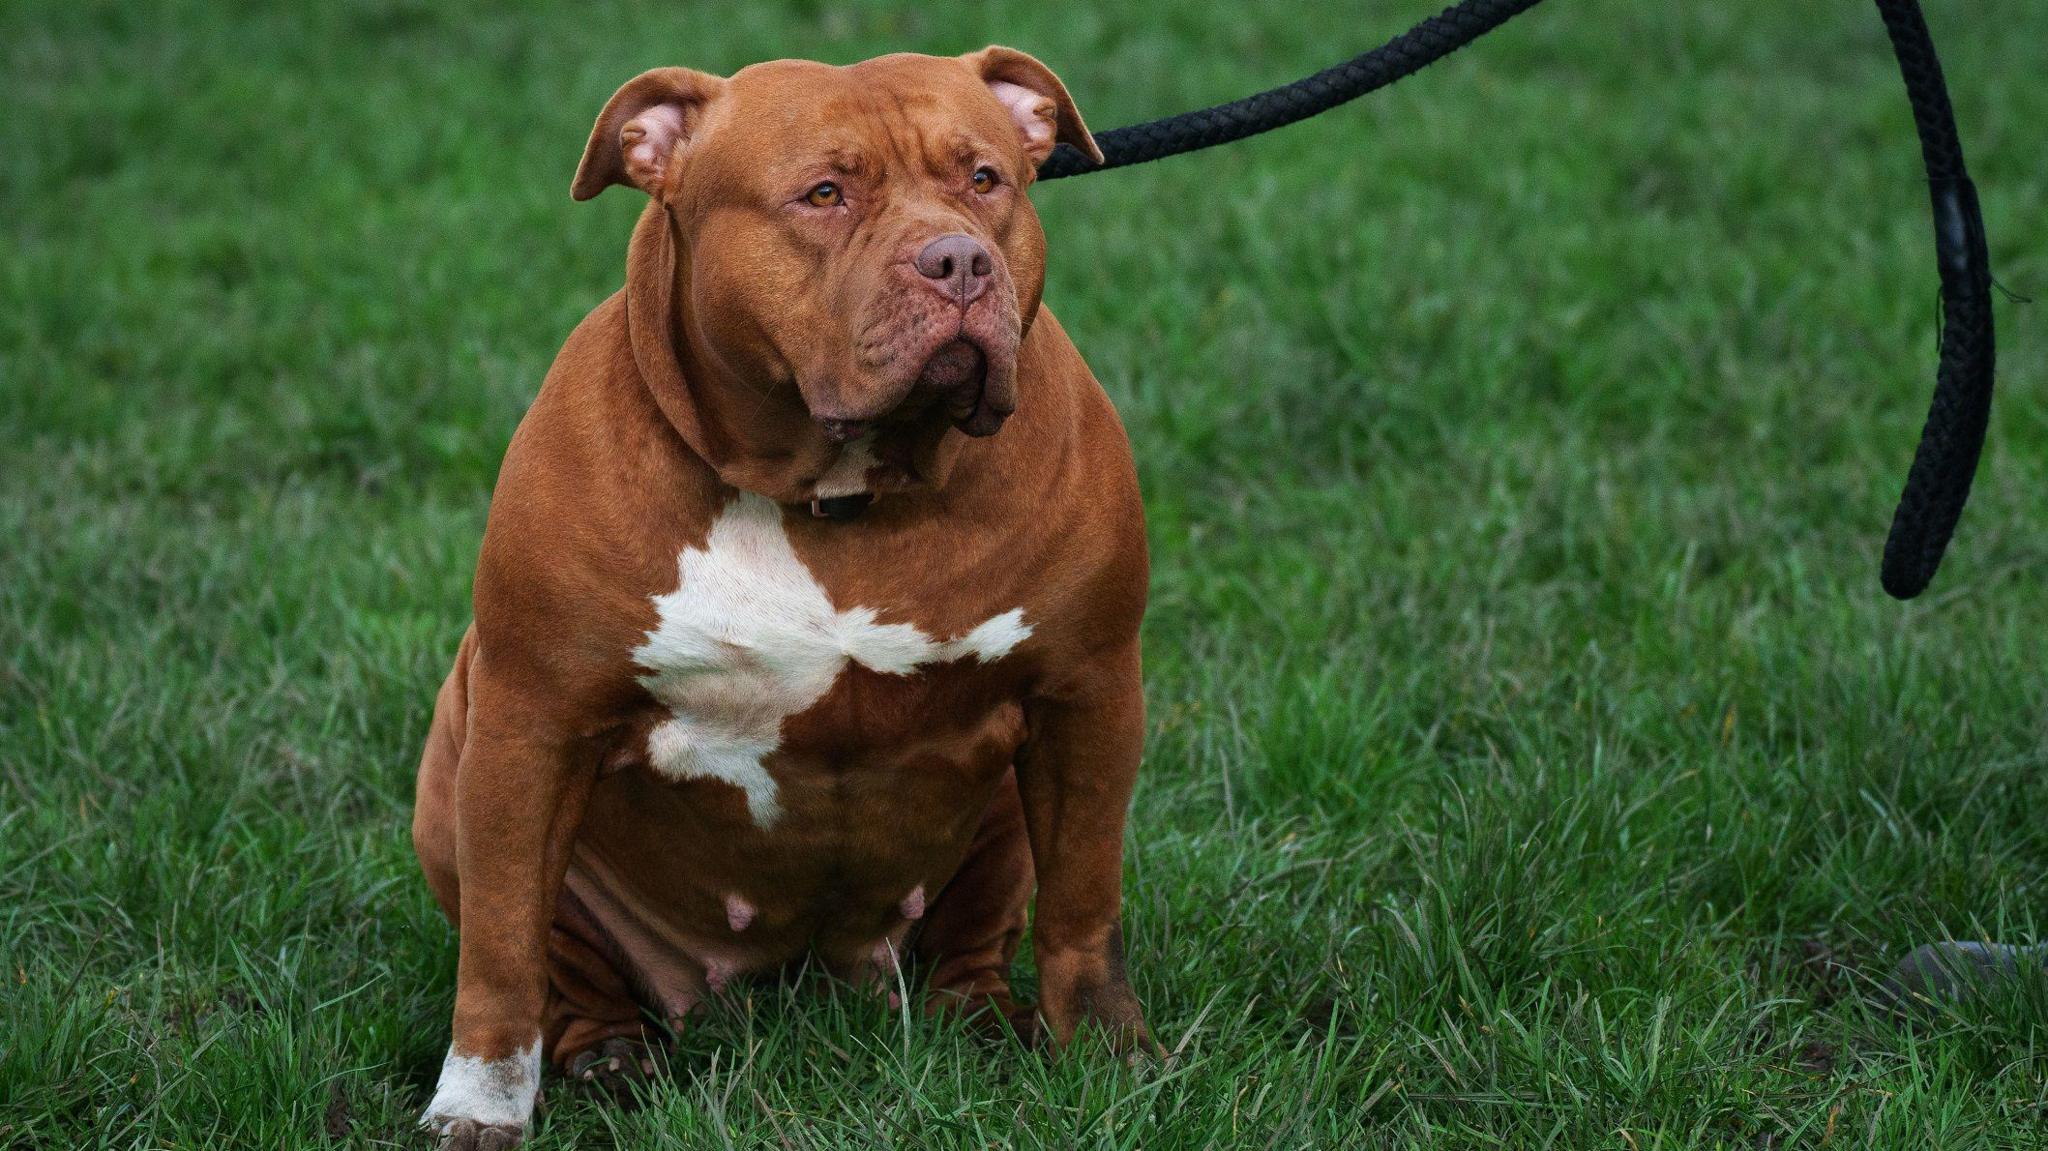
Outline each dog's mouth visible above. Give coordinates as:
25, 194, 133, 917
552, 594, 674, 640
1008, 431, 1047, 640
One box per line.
918, 338, 986, 393
817, 337, 999, 443
919, 338, 993, 430
924, 337, 1010, 438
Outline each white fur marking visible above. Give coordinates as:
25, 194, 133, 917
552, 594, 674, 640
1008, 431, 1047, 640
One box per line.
420, 1037, 541, 1134
937, 608, 1032, 663
814, 434, 880, 498
634, 494, 1032, 828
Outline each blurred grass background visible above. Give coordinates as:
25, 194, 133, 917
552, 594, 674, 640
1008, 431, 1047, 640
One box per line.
2, 0, 2044, 1146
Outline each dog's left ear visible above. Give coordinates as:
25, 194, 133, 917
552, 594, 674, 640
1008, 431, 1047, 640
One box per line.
572, 67, 727, 201
963, 47, 1103, 170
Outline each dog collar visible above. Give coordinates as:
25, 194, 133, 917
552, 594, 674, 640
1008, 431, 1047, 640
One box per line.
807, 493, 874, 522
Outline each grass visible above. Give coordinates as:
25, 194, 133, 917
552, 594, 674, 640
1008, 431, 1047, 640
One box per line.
3, 0, 2045, 1146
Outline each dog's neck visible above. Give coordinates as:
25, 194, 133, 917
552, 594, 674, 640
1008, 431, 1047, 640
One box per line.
623, 203, 966, 508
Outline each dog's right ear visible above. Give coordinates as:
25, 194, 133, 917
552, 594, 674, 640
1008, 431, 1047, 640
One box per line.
572, 67, 726, 201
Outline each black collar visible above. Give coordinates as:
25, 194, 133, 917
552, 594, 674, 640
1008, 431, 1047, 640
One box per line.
806, 493, 874, 522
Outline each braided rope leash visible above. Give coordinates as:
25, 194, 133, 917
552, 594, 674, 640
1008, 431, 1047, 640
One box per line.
1040, 0, 1997, 600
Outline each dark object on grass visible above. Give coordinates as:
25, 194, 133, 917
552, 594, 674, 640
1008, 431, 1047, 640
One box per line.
1879, 941, 2048, 1011
1039, 0, 1997, 600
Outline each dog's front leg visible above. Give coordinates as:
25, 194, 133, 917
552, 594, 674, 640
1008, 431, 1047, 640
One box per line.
421, 680, 596, 1150
1015, 640, 1162, 1059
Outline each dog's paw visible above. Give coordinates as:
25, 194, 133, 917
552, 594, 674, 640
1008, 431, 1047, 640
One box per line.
1036, 930, 1163, 1064
1075, 1006, 1167, 1066
926, 987, 1047, 1048
1041, 986, 1164, 1063
989, 998, 1049, 1049
567, 1036, 658, 1102
429, 1117, 526, 1150
420, 1040, 540, 1149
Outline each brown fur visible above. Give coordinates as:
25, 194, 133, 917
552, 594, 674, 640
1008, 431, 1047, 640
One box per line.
412, 48, 1155, 1144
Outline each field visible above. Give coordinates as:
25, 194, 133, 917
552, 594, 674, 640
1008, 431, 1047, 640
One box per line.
4, 0, 2045, 1146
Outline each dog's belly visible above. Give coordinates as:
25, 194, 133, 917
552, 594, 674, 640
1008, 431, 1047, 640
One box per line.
566, 695, 1026, 1014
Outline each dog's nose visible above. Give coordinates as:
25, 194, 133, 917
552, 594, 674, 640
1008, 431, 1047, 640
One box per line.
913, 233, 993, 305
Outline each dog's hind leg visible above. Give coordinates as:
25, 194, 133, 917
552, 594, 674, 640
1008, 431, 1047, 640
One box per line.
915, 767, 1042, 1044
545, 891, 659, 1098
413, 625, 477, 924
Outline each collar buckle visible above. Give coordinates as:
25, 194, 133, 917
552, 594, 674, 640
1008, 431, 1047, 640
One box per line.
808, 493, 875, 522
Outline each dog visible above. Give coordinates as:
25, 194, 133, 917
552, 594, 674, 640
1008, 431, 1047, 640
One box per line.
410, 47, 1157, 1148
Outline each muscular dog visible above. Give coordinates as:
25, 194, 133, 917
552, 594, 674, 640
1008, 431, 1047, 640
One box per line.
410, 48, 1156, 1147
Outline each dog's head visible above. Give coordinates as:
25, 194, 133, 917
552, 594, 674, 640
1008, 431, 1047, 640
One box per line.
574, 49, 1099, 448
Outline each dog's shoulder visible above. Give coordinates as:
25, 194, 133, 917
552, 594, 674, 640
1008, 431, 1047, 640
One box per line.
468, 291, 728, 701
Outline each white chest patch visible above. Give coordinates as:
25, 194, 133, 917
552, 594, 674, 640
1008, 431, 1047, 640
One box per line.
633, 493, 1032, 828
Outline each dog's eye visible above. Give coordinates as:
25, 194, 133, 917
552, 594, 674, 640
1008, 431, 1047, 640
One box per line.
805, 181, 843, 207
971, 167, 998, 194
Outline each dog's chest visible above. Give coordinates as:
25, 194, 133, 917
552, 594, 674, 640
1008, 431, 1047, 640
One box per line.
629, 493, 1029, 829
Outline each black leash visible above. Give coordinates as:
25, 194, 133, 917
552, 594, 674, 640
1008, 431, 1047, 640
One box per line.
1040, 0, 1997, 600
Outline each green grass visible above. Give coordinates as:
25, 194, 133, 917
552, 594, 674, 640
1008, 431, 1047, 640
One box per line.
4, 0, 2046, 1146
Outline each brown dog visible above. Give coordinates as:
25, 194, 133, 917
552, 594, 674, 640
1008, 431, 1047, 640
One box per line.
410, 48, 1155, 1148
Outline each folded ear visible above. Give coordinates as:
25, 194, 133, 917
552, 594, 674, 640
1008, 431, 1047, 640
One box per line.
572, 67, 727, 201
962, 46, 1102, 169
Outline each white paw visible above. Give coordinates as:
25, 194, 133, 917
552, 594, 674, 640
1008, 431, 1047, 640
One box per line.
420, 1038, 541, 1147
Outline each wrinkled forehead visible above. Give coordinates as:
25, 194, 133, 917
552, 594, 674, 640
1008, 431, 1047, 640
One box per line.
707, 55, 1016, 182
